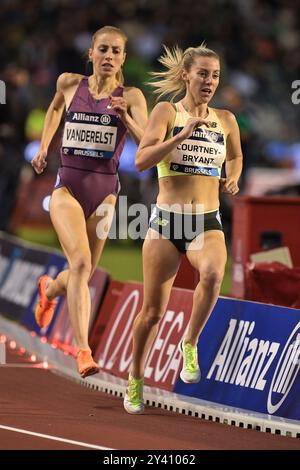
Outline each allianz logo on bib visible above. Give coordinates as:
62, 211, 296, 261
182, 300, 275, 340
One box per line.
209, 132, 219, 143
100, 114, 111, 125
207, 319, 300, 414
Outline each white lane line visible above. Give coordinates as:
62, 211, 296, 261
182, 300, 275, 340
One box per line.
0, 425, 114, 450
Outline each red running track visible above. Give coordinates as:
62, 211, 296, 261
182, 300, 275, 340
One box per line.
0, 349, 299, 450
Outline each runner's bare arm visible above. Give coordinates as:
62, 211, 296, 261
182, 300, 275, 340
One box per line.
31, 74, 68, 174
220, 110, 243, 195
112, 87, 148, 145
40, 73, 69, 151
31, 73, 83, 174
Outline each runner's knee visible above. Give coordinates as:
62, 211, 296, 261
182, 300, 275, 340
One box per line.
70, 252, 92, 276
200, 268, 224, 289
140, 304, 165, 327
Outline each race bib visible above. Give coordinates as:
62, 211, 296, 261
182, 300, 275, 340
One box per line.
170, 126, 226, 175
62, 111, 118, 159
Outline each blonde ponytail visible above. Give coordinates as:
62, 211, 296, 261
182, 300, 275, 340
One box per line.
149, 43, 220, 102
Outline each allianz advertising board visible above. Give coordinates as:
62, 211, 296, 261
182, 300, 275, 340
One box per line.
174, 297, 300, 420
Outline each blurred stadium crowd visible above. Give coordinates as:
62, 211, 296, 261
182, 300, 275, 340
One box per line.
0, 0, 300, 234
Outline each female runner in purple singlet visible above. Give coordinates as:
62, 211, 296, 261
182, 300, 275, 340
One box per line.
31, 26, 148, 378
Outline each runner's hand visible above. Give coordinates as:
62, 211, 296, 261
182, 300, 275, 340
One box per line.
31, 149, 47, 174
220, 177, 239, 195
178, 117, 212, 141
109, 95, 128, 121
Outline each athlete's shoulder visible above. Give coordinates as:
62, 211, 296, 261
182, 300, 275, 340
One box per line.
149, 101, 175, 121
211, 107, 237, 123
57, 73, 84, 91
151, 101, 176, 121
212, 108, 239, 136
153, 101, 176, 113
123, 86, 145, 102
123, 86, 143, 95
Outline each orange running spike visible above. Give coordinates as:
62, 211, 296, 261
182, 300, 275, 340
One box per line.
35, 275, 57, 328
77, 348, 99, 378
